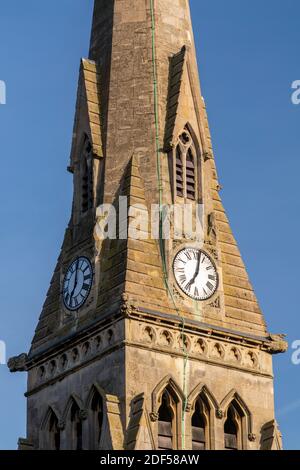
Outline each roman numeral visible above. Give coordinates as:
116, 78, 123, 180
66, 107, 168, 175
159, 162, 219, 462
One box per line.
203, 288, 208, 297
186, 283, 192, 293
82, 284, 90, 292
185, 252, 192, 261
83, 265, 89, 273
206, 266, 213, 271
84, 274, 92, 281
79, 260, 85, 269
179, 275, 186, 283
176, 268, 185, 274
206, 281, 214, 291
208, 274, 216, 281
65, 293, 70, 305
194, 287, 199, 298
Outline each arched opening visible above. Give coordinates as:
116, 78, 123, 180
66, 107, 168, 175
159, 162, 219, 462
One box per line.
158, 391, 174, 450
70, 402, 83, 450
48, 410, 60, 451
224, 405, 239, 450
90, 391, 104, 449
192, 398, 207, 450
81, 136, 94, 213
173, 126, 199, 202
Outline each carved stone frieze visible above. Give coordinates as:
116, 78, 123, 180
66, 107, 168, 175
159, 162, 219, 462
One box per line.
135, 323, 263, 373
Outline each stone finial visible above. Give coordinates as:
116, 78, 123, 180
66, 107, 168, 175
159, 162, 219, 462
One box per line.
8, 353, 28, 373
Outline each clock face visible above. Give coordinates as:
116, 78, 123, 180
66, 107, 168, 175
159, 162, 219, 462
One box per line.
63, 257, 93, 311
173, 248, 218, 301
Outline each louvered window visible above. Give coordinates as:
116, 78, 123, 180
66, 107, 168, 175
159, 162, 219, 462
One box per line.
49, 412, 60, 451
174, 127, 198, 201
186, 148, 195, 200
71, 403, 83, 450
91, 392, 104, 449
224, 406, 238, 450
158, 392, 174, 450
192, 401, 206, 450
81, 138, 93, 213
176, 145, 184, 198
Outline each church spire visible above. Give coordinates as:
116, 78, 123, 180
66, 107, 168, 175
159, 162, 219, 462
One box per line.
9, 0, 286, 451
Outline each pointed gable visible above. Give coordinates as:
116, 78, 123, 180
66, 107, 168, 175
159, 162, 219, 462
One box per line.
70, 58, 103, 166
96, 155, 175, 317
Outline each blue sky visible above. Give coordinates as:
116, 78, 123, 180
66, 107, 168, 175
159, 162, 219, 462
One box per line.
0, 0, 299, 450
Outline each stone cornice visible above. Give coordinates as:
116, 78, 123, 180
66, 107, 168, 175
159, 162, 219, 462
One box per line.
126, 306, 288, 354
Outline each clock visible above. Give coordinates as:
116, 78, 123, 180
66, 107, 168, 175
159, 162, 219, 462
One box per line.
173, 248, 218, 301
63, 257, 93, 311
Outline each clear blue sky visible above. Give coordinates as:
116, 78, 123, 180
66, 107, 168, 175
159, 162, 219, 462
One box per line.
0, 0, 299, 450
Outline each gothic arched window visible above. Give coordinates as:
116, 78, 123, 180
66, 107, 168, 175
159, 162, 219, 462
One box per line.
70, 402, 83, 450
158, 391, 175, 450
90, 391, 104, 449
192, 398, 208, 450
173, 127, 199, 201
224, 405, 239, 450
81, 136, 94, 213
47, 410, 60, 451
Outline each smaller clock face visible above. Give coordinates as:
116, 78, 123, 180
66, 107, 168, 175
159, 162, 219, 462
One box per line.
63, 257, 93, 311
173, 248, 218, 301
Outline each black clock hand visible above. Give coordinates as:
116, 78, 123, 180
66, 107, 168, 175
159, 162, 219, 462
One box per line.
186, 252, 201, 289
194, 251, 201, 278
70, 259, 80, 299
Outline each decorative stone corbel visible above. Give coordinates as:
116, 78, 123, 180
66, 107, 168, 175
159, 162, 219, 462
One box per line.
8, 353, 28, 372
58, 419, 66, 431
216, 409, 224, 419
121, 294, 138, 316
184, 402, 192, 413
266, 334, 288, 354
248, 433, 256, 442
150, 412, 159, 422
79, 409, 88, 421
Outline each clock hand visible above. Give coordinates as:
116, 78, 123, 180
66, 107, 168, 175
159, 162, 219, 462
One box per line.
186, 252, 202, 290
194, 251, 201, 278
70, 259, 80, 299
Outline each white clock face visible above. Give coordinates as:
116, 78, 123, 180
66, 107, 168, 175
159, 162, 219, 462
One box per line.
63, 257, 93, 311
173, 248, 218, 301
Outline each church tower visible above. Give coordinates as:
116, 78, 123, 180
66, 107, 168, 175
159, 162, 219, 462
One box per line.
9, 0, 287, 450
